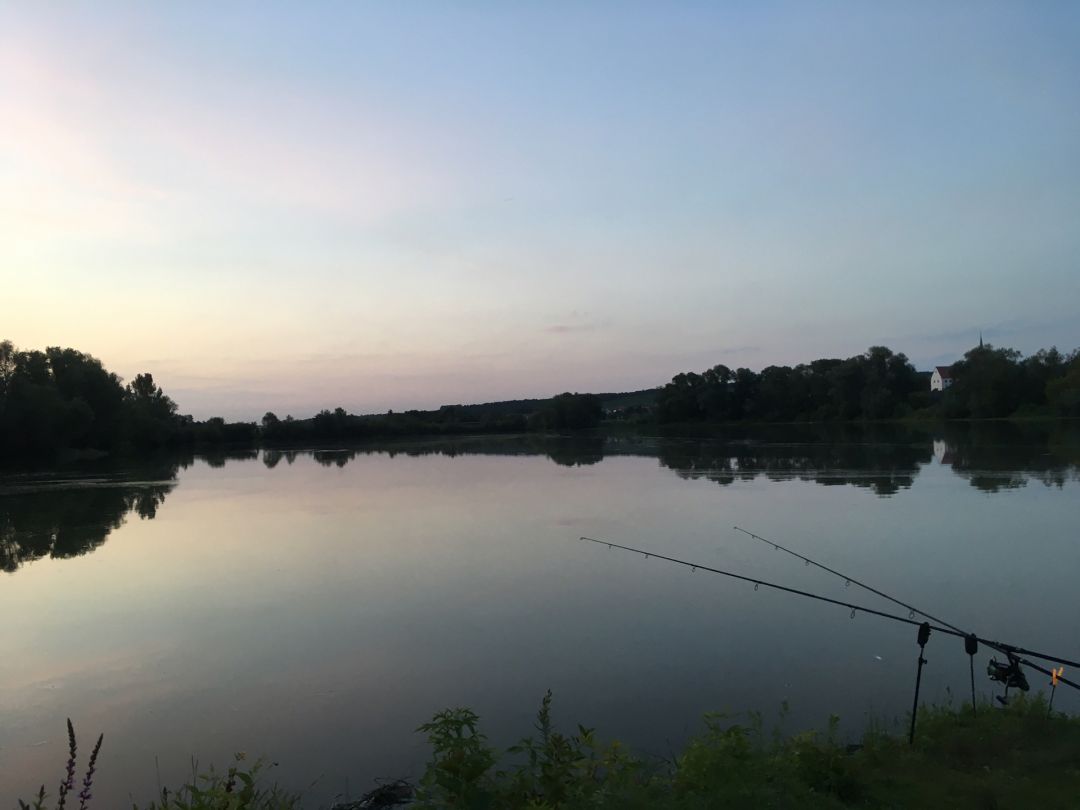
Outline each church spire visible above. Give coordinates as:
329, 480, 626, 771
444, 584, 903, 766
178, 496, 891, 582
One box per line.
979, 331, 984, 349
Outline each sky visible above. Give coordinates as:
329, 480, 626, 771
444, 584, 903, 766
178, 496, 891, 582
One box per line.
2, 2, 1079, 420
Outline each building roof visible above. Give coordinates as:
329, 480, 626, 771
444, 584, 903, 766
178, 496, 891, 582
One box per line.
934, 366, 954, 379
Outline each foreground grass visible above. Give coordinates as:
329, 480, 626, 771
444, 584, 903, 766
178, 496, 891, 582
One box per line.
20, 693, 1080, 809
411, 692, 1080, 808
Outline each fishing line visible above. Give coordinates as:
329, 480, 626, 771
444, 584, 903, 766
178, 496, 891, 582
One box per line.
731, 526, 1080, 671
579, 535, 1080, 693
732, 526, 965, 635
733, 525, 991, 714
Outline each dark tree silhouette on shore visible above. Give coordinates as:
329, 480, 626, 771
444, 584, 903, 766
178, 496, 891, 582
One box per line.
2, 338, 1078, 462
656, 343, 1079, 424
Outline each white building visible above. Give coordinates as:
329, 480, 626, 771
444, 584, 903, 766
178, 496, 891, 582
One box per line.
930, 366, 954, 392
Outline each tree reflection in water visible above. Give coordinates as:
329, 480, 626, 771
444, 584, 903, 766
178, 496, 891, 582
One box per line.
3, 423, 1077, 573
0, 451, 250, 573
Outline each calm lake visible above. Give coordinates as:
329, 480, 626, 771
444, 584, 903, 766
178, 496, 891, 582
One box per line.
3, 423, 1079, 806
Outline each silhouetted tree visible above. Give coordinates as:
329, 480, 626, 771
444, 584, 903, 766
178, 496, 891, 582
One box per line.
1046, 351, 1080, 417
530, 393, 603, 430
658, 346, 932, 423
943, 344, 1025, 418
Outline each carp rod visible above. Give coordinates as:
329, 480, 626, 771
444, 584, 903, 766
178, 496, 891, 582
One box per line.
578, 535, 1080, 693
732, 526, 965, 635
730, 526, 1080, 671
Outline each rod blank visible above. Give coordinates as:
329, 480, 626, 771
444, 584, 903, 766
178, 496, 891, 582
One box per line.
731, 527, 1080, 671
579, 535, 1080, 692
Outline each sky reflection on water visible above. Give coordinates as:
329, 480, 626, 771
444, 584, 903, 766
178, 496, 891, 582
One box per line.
2, 424, 1078, 806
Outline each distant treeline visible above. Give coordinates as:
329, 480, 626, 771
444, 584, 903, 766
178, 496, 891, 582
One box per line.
655, 344, 1080, 423
2, 338, 1079, 460
0, 340, 208, 456
259, 390, 603, 444
0, 339, 604, 458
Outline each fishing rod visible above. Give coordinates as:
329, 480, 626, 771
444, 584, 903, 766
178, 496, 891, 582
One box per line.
579, 535, 1080, 693
732, 526, 965, 635
731, 526, 1080, 671
731, 526, 1048, 719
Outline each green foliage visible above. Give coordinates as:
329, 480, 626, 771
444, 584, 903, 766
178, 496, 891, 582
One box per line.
0, 339, 257, 459
416, 692, 648, 809
136, 756, 300, 810
501, 690, 646, 807
656, 346, 927, 424
258, 393, 605, 446
19, 740, 297, 810
17, 785, 48, 810
939, 343, 1080, 420
125, 372, 182, 448
529, 393, 603, 431
3, 333, 1077, 461
943, 344, 1026, 418
657, 342, 1080, 425
415, 708, 498, 807
18, 696, 1080, 809
1046, 352, 1080, 417
413, 693, 1080, 809
0, 339, 616, 453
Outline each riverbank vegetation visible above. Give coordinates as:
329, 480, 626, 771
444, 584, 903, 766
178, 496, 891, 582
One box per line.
2, 337, 1078, 462
654, 343, 1080, 424
0, 340, 257, 457
408, 692, 1080, 808
0, 339, 605, 459
21, 694, 1080, 809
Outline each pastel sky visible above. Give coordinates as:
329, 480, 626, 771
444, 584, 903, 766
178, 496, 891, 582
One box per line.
3, 2, 1079, 420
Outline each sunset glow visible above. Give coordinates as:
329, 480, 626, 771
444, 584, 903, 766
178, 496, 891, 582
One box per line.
3, 3, 1078, 418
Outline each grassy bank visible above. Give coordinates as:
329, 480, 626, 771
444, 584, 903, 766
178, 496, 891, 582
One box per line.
408, 693, 1080, 808
21, 693, 1080, 809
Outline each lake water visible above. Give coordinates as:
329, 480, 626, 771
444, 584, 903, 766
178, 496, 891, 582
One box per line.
3, 423, 1079, 806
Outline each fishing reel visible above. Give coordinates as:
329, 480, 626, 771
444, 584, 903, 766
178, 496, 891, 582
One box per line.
987, 654, 1029, 704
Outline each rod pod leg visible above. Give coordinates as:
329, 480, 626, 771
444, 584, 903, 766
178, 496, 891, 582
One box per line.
1048, 667, 1063, 718
965, 634, 978, 717
908, 622, 932, 746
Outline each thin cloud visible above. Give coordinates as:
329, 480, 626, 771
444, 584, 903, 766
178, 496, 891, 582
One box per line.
544, 323, 600, 335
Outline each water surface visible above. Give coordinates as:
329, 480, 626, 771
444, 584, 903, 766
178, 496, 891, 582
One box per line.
2, 424, 1078, 806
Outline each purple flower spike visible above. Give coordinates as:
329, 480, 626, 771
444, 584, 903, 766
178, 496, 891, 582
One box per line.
77, 733, 104, 810
57, 719, 78, 810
